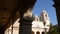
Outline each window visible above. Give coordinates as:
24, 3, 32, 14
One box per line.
45, 14, 47, 17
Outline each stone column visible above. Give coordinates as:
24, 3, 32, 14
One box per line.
53, 0, 60, 34
19, 17, 33, 34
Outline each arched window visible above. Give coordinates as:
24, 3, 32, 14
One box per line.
42, 32, 45, 34
45, 14, 47, 17
36, 31, 40, 34
32, 31, 34, 34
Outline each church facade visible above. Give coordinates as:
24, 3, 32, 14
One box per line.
5, 10, 50, 34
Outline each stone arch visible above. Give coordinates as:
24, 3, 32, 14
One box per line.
36, 31, 40, 34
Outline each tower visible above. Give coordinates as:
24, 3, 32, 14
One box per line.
40, 9, 50, 32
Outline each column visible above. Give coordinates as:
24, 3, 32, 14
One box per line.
19, 17, 33, 34
53, 0, 60, 34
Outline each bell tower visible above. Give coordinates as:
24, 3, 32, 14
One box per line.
40, 10, 50, 22
40, 9, 50, 32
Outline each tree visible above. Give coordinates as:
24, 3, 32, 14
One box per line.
47, 23, 58, 34
31, 14, 35, 20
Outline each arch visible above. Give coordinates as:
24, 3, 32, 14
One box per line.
32, 31, 34, 34
36, 31, 40, 34
42, 32, 45, 34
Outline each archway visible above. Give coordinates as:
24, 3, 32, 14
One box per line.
36, 31, 40, 34
42, 32, 45, 34
32, 31, 34, 34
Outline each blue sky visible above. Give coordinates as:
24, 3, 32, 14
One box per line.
32, 0, 57, 25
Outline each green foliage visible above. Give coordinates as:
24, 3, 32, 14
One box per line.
47, 23, 58, 34
31, 14, 35, 20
